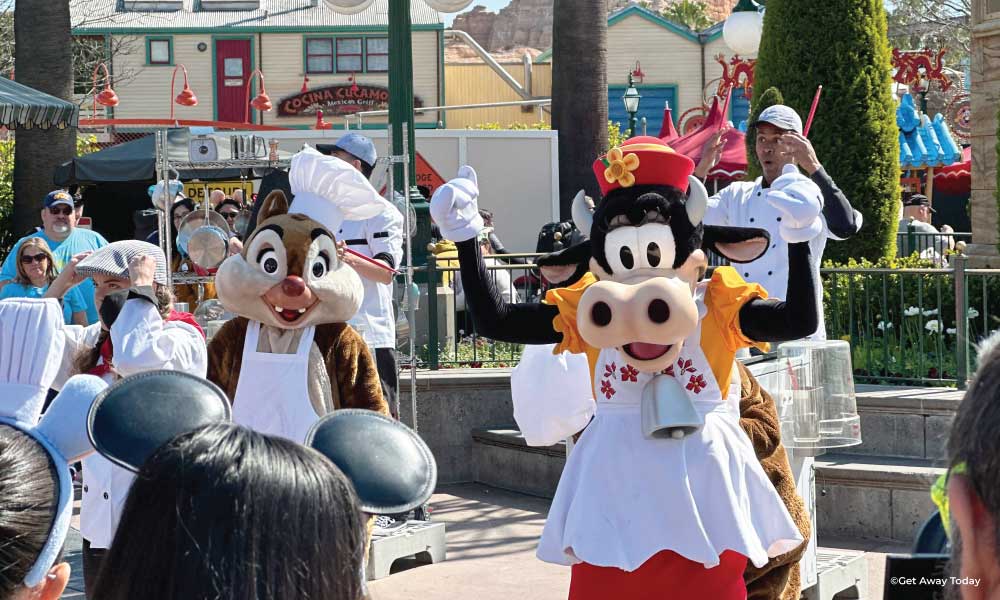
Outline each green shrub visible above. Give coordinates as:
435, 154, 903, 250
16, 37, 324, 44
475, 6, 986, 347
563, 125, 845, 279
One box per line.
744, 86, 783, 181
753, 0, 900, 262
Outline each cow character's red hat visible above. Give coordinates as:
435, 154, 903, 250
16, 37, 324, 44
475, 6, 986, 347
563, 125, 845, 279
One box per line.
593, 136, 695, 196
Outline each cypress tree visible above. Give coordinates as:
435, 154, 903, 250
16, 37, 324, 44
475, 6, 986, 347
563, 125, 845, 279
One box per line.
745, 86, 784, 181
751, 0, 900, 261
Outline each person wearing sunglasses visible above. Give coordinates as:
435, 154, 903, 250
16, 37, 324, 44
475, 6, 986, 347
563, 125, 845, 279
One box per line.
216, 198, 244, 238
0, 190, 108, 325
0, 238, 88, 325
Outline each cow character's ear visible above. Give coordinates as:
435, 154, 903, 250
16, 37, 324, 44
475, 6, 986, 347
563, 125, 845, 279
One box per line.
256, 190, 289, 225
702, 225, 770, 264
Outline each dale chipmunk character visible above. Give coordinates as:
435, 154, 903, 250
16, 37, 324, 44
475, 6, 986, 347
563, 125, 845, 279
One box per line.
207, 147, 390, 442
431, 136, 821, 599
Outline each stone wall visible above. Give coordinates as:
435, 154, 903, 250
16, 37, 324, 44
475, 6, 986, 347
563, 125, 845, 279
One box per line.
451, 0, 729, 54
969, 0, 1000, 265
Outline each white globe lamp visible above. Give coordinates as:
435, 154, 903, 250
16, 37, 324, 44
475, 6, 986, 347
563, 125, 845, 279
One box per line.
322, 0, 375, 15
722, 0, 763, 57
424, 0, 474, 11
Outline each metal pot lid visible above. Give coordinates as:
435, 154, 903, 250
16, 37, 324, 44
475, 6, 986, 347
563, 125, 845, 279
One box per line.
233, 209, 253, 238
187, 225, 229, 270
176, 209, 229, 256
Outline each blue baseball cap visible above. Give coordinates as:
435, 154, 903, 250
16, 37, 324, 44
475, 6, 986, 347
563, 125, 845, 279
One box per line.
43, 190, 75, 209
323, 133, 378, 167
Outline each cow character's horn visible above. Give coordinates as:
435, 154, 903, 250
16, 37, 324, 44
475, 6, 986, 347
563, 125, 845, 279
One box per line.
571, 189, 594, 234
685, 175, 708, 226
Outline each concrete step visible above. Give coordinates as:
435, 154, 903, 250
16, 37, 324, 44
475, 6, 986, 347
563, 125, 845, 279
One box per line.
815, 454, 945, 543
471, 428, 564, 499
842, 385, 961, 462
470, 430, 946, 544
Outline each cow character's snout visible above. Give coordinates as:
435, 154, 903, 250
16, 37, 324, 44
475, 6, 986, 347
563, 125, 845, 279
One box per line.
577, 275, 699, 373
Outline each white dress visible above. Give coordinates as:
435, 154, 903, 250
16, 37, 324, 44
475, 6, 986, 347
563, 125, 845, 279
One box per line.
535, 298, 803, 571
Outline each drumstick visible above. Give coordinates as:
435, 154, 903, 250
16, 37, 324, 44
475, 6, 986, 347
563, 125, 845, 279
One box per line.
719, 85, 734, 131
344, 246, 401, 275
803, 85, 823, 137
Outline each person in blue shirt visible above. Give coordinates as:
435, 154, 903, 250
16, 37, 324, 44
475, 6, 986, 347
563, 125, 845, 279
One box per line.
0, 237, 88, 325
0, 190, 108, 324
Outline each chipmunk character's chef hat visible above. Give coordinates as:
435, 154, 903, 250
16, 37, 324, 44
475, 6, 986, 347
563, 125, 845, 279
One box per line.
288, 146, 391, 233
0, 298, 108, 587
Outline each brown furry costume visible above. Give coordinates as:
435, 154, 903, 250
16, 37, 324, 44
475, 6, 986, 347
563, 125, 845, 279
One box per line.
208, 317, 386, 414
738, 362, 811, 600
206, 190, 387, 421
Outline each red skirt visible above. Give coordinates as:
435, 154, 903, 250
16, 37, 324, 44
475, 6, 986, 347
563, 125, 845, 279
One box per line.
568, 550, 748, 600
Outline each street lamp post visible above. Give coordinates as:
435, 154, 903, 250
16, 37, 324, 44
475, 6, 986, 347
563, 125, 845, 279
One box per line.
388, 0, 431, 268
723, 0, 763, 58
622, 73, 641, 138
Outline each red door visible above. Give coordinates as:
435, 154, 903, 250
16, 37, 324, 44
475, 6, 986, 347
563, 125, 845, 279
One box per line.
215, 39, 251, 123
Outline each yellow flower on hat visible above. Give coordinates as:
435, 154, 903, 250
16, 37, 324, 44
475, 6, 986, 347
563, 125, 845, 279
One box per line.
603, 147, 640, 188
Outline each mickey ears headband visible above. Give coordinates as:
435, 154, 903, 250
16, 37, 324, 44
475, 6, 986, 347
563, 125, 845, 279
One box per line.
87, 371, 437, 516
0, 295, 111, 588
306, 410, 437, 514
87, 370, 231, 473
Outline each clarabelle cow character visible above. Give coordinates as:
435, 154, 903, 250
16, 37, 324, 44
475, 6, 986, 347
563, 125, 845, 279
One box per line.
430, 136, 820, 599
208, 147, 390, 443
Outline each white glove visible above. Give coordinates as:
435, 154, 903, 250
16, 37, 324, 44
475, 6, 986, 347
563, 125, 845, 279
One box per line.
429, 165, 485, 242
766, 164, 824, 243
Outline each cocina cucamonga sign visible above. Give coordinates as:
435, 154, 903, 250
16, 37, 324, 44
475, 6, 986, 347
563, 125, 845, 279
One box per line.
278, 83, 424, 117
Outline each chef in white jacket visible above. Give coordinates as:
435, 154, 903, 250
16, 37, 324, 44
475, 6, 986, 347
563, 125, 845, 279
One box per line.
696, 105, 863, 341
44, 240, 207, 597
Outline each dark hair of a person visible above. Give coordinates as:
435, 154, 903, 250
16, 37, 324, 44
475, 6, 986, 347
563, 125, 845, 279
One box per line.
91, 423, 367, 600
216, 198, 243, 213
0, 425, 59, 599
355, 155, 374, 180
73, 284, 175, 375
948, 333, 1000, 554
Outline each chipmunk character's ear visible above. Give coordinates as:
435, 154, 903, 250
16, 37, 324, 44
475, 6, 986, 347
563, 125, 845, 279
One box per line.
88, 370, 231, 473
257, 190, 290, 226
306, 409, 436, 515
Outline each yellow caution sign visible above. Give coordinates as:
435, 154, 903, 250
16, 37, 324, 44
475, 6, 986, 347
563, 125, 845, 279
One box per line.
184, 180, 255, 203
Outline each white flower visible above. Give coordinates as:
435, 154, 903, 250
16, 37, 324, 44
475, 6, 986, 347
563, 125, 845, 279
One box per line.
946, 328, 957, 335
925, 319, 940, 333
923, 308, 939, 317
968, 308, 981, 319
904, 306, 921, 317
877, 321, 893, 331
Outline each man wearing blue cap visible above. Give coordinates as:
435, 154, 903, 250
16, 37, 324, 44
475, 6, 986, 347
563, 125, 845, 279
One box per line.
317, 134, 405, 421
0, 190, 108, 324
695, 104, 861, 341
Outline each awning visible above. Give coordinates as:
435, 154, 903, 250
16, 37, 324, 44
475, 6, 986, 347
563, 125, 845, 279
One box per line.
668, 95, 747, 182
0, 76, 78, 130
933, 145, 971, 195
55, 129, 292, 186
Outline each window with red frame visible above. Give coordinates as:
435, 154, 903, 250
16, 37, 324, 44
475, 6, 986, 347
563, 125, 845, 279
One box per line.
366, 37, 389, 72
336, 38, 363, 73
305, 38, 333, 74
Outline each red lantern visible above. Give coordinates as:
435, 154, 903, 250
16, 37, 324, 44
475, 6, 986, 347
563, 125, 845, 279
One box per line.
170, 64, 198, 120
315, 110, 333, 130
92, 63, 119, 114
244, 69, 273, 123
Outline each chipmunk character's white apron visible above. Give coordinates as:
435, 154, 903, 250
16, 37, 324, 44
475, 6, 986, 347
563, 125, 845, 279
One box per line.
232, 321, 318, 443
536, 291, 803, 572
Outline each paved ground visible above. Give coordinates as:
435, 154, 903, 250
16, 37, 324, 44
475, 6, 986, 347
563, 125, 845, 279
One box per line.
62, 483, 911, 599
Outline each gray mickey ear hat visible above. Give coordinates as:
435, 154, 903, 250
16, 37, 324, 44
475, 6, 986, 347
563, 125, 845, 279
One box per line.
87, 370, 231, 473
76, 240, 169, 285
0, 298, 109, 587
306, 410, 437, 514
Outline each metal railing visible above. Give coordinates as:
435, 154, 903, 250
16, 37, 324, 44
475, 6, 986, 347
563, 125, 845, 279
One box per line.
896, 227, 971, 265
341, 98, 552, 129
404, 251, 997, 388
